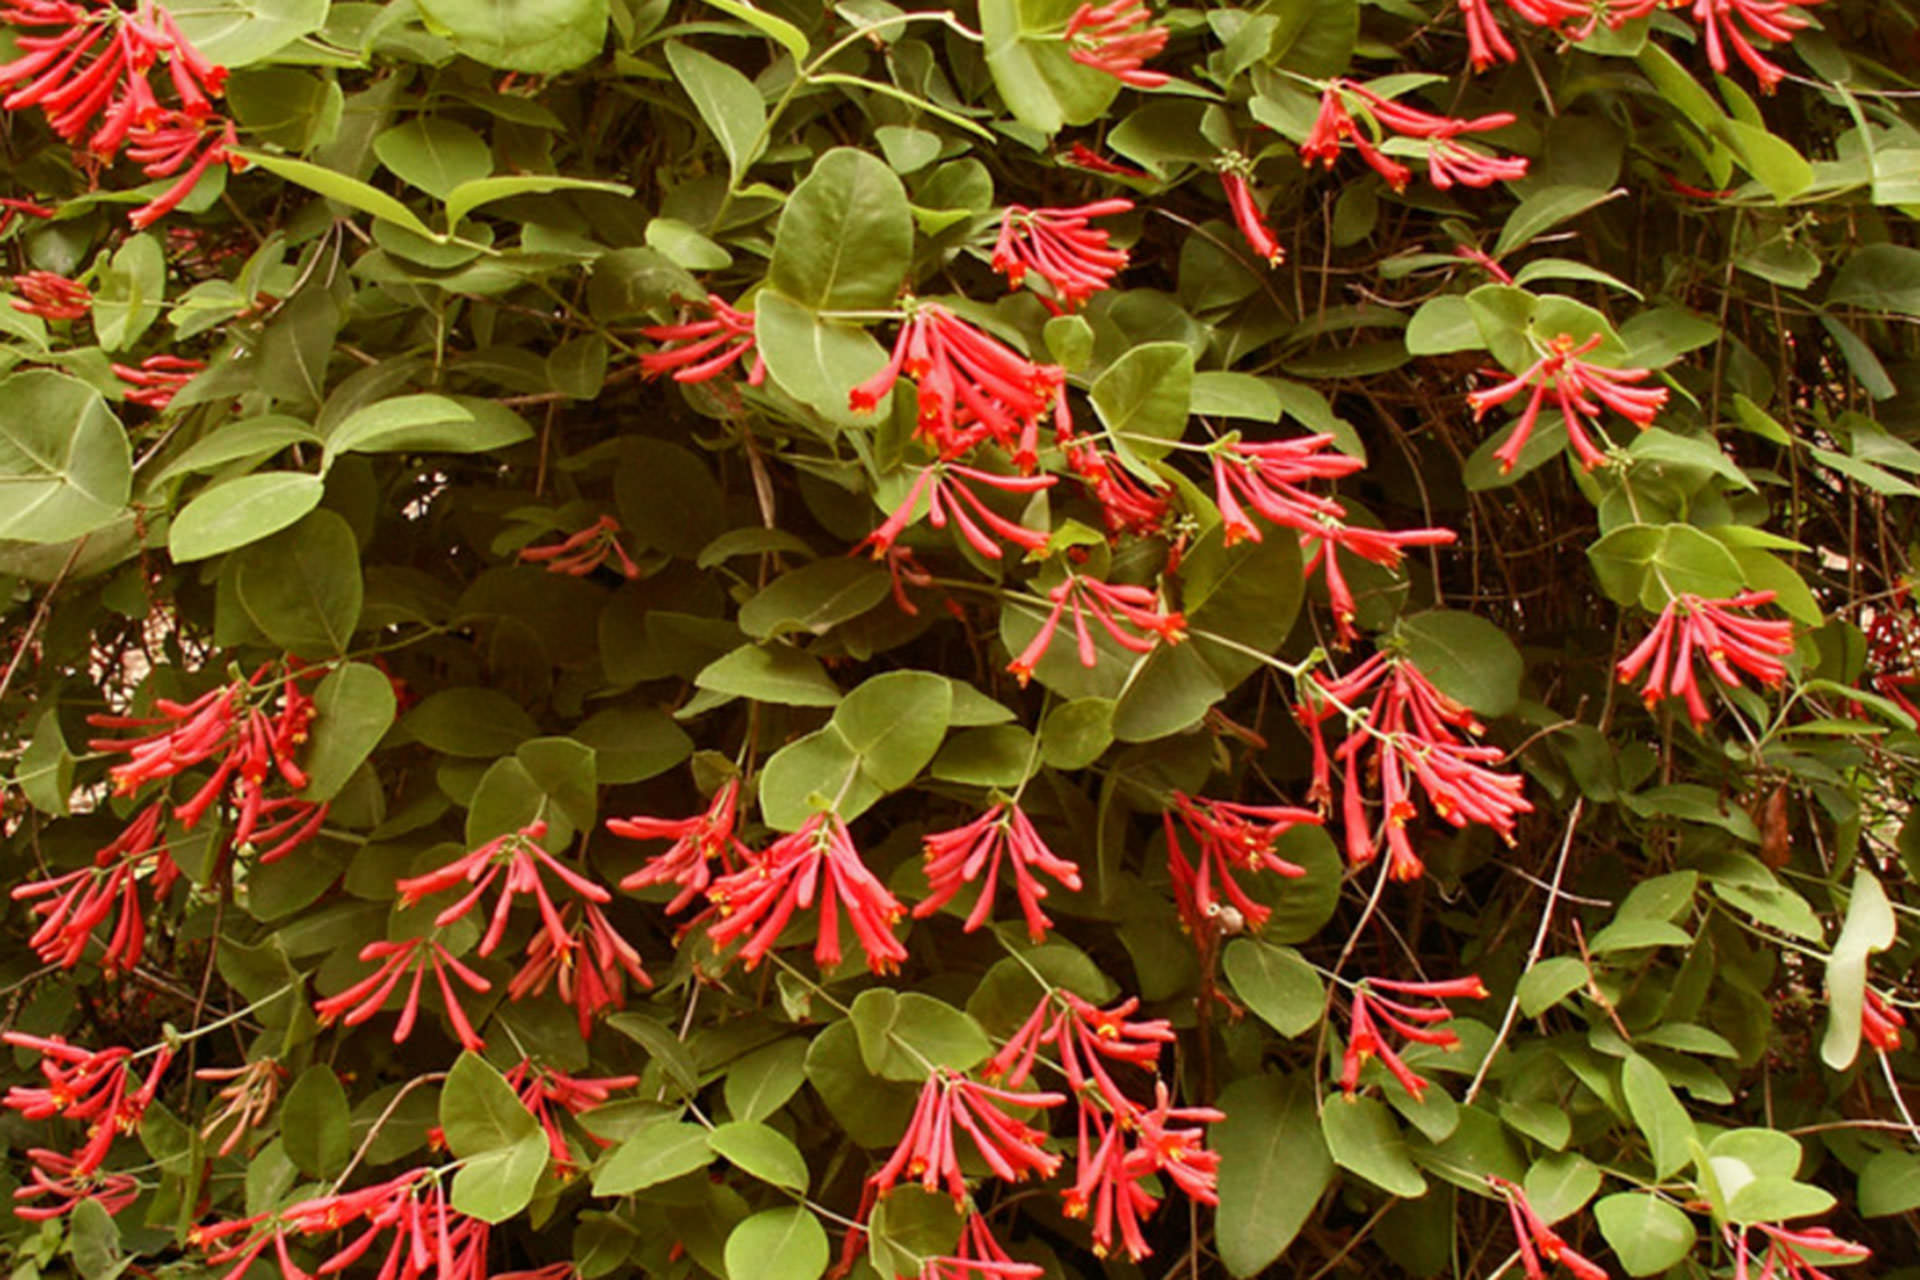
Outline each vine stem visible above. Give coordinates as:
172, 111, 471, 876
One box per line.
1463, 796, 1584, 1107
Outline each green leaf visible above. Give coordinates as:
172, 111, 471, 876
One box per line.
169, 0, 329, 67
593, 1116, 713, 1195
1517, 956, 1587, 1017
1093, 342, 1196, 465
418, 0, 608, 73
1622, 1055, 1694, 1180
64, 1200, 125, 1280
665, 41, 768, 186
17, 709, 71, 817
1406, 295, 1484, 355
695, 644, 842, 708
1859, 1151, 1920, 1217
754, 291, 889, 424
1496, 185, 1624, 258
707, 1121, 809, 1192
299, 663, 398, 802
834, 670, 952, 790
281, 1066, 351, 1179
607, 1012, 702, 1098
232, 151, 438, 239
0, 370, 130, 544
1223, 940, 1323, 1037
723, 1039, 810, 1125
1629, 427, 1754, 491
700, 0, 809, 60
233, 508, 363, 659
1821, 868, 1895, 1070
1322, 1097, 1426, 1196
1721, 119, 1813, 201
867, 1189, 965, 1279
614, 438, 725, 559
851, 989, 992, 1080
153, 415, 319, 483
1727, 1177, 1835, 1224
980, 0, 1121, 134
931, 725, 1034, 787
574, 705, 694, 784
169, 472, 325, 562
441, 1052, 548, 1223
1587, 523, 1745, 611
739, 559, 891, 640
1593, 1192, 1696, 1276
443, 175, 633, 228
1214, 1074, 1331, 1277
769, 149, 913, 311
1525, 1152, 1601, 1224
1829, 244, 1920, 318
374, 119, 492, 200
404, 687, 539, 756
91, 234, 166, 352
328, 395, 530, 457
724, 1207, 828, 1280
1394, 610, 1523, 717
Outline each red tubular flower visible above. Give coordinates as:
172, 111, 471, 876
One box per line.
1054, 391, 1172, 535
0, 196, 55, 235
1059, 142, 1150, 179
395, 820, 609, 959
850, 303, 1065, 462
256, 1167, 494, 1280
1297, 652, 1531, 880
706, 813, 908, 973
1460, 0, 1518, 69
313, 936, 493, 1051
991, 199, 1133, 310
1062, 1105, 1157, 1260
1, 1032, 171, 1178
915, 802, 1084, 942
518, 514, 642, 579
1163, 792, 1318, 934
640, 293, 765, 386
14, 1147, 139, 1220
1121, 1081, 1224, 1207
1467, 332, 1668, 473
1728, 1222, 1871, 1280
857, 462, 1057, 561
9, 270, 89, 319
609, 778, 747, 914
1218, 168, 1284, 265
1491, 1176, 1609, 1280
1688, 0, 1817, 92
111, 353, 203, 408
1614, 590, 1795, 727
1007, 573, 1185, 684
922, 1214, 1044, 1280
1456, 243, 1514, 284
1302, 82, 1526, 192
1064, 0, 1170, 88
1863, 987, 1907, 1052
12, 800, 179, 974
506, 900, 652, 1038
1339, 975, 1488, 1101
869, 1068, 1065, 1204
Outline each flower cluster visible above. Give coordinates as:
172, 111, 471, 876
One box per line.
1724, 1222, 1871, 1280
851, 302, 1066, 463
915, 802, 1084, 941
1467, 332, 1668, 473
1209, 431, 1457, 643
506, 900, 652, 1038
707, 811, 908, 973
1614, 590, 1795, 726
871, 1069, 1066, 1202
857, 462, 1056, 562
0, 0, 241, 228
1064, 0, 1170, 87
1164, 791, 1318, 935
517, 514, 642, 578
396, 820, 611, 959
1006, 573, 1186, 684
9, 269, 88, 318
1299, 652, 1532, 879
609, 777, 746, 913
313, 935, 493, 1051
112, 352, 202, 407
190, 1168, 493, 1280
989, 199, 1132, 311
1490, 1175, 1609, 1280
1339, 974, 1487, 1100
12, 799, 179, 973
1301, 80, 1528, 190
986, 993, 1221, 1261
639, 292, 764, 386
1862, 987, 1905, 1053
1460, 0, 1806, 91
2, 1032, 171, 1219
194, 1057, 285, 1156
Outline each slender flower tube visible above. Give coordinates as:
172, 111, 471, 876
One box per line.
312, 936, 493, 1051
1339, 975, 1488, 1101
640, 293, 765, 386
868, 1068, 1065, 1203
857, 462, 1057, 560
1218, 167, 1284, 265
9, 270, 89, 319
1490, 1176, 1610, 1280
1006, 574, 1185, 684
111, 353, 203, 408
1466, 332, 1668, 473
1064, 0, 1171, 87
518, 514, 642, 579
1163, 792, 1318, 933
608, 778, 747, 914
1613, 590, 1795, 726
